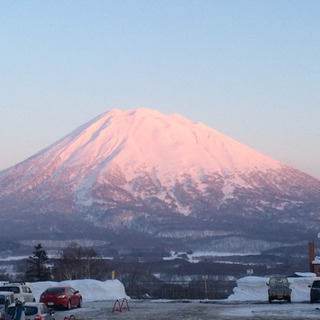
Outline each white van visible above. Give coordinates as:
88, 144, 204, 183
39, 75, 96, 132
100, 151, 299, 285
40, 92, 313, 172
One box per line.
0, 283, 35, 303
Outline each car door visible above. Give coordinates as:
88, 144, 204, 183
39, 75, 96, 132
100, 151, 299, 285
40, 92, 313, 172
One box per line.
40, 303, 53, 320
69, 288, 78, 307
23, 286, 35, 302
8, 293, 15, 306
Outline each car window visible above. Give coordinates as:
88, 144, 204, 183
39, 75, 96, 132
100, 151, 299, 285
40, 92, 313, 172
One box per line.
275, 279, 284, 284
45, 287, 65, 293
7, 306, 15, 316
0, 295, 5, 304
312, 281, 320, 288
41, 304, 49, 314
24, 306, 38, 316
269, 277, 288, 286
0, 287, 20, 294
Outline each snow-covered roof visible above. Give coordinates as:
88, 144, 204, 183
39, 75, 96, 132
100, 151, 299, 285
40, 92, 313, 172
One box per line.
312, 256, 320, 264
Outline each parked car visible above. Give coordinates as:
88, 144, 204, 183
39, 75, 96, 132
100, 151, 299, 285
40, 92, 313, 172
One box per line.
6, 302, 55, 320
0, 291, 15, 309
309, 279, 320, 303
40, 287, 82, 310
0, 291, 15, 320
266, 275, 291, 303
0, 283, 35, 302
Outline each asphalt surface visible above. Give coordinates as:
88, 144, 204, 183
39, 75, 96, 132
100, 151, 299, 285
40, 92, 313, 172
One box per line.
53, 300, 320, 320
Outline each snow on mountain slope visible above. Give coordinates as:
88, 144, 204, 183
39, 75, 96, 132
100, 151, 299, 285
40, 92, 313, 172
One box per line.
1, 108, 320, 250
1, 108, 283, 194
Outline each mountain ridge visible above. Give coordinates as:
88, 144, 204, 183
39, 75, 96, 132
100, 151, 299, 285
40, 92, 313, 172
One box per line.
1, 108, 320, 256
1, 108, 287, 191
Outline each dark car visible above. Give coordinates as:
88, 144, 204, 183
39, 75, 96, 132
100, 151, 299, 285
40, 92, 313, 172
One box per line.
310, 279, 320, 303
40, 286, 82, 310
6, 302, 55, 320
267, 275, 291, 303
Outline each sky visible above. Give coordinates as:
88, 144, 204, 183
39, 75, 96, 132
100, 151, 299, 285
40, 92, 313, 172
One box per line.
1, 0, 319, 180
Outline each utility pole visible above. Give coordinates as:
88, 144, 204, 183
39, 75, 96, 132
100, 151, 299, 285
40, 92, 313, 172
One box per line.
204, 276, 208, 300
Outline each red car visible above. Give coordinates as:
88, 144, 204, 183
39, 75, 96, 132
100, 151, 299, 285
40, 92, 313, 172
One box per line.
40, 286, 82, 310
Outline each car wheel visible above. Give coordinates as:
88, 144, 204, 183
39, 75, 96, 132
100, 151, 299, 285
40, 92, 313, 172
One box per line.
287, 296, 291, 303
66, 300, 71, 310
78, 298, 82, 308
268, 297, 272, 303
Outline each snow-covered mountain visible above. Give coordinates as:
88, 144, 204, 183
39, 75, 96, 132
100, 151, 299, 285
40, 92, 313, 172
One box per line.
1, 108, 320, 255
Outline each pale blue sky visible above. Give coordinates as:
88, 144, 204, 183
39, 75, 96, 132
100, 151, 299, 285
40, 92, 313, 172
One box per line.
1, 0, 320, 179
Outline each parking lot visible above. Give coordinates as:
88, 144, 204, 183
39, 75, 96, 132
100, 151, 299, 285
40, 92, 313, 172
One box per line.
54, 300, 320, 320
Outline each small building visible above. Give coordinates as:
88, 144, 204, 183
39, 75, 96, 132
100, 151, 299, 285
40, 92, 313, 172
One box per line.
309, 241, 320, 276
312, 257, 320, 276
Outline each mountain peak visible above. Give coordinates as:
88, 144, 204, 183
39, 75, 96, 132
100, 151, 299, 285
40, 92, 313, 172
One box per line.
1, 108, 320, 255
43, 108, 285, 182
2, 108, 287, 192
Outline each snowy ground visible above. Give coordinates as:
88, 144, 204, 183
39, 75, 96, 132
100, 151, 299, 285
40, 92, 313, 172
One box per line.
25, 273, 320, 319
47, 300, 320, 320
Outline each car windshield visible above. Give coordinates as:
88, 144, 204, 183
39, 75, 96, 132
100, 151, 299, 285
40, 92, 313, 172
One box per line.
45, 287, 65, 293
7, 307, 15, 316
7, 306, 38, 316
24, 306, 39, 316
0, 287, 19, 294
312, 281, 320, 288
269, 277, 288, 286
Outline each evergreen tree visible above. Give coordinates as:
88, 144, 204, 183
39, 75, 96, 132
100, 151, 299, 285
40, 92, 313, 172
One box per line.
25, 243, 51, 281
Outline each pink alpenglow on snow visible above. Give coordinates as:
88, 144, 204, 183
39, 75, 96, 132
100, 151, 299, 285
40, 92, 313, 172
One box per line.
1, 108, 284, 194
1, 107, 320, 255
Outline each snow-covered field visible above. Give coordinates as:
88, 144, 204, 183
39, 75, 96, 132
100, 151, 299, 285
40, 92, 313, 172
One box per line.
23, 273, 320, 319
27, 272, 316, 303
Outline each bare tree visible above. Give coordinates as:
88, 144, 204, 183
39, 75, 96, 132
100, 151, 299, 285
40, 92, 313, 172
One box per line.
52, 242, 109, 281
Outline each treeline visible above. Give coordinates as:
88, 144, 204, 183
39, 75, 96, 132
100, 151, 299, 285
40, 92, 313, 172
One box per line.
4, 242, 112, 282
